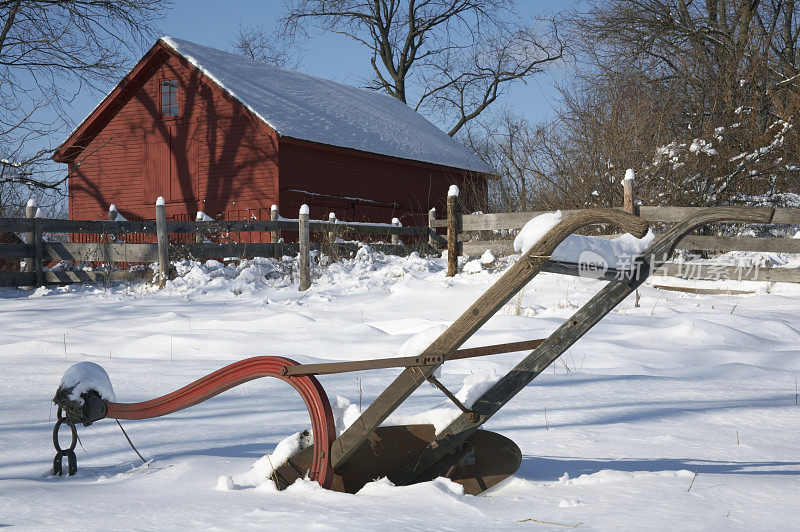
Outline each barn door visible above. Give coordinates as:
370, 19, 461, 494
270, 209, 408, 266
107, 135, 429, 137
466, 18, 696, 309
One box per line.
143, 128, 169, 204
142, 124, 198, 205
171, 123, 198, 201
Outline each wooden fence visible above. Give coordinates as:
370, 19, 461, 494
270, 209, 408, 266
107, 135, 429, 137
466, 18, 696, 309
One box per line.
4, 191, 799, 289
0, 200, 434, 289
429, 187, 800, 283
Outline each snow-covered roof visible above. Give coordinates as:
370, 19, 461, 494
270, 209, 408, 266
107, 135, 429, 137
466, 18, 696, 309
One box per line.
161, 37, 492, 173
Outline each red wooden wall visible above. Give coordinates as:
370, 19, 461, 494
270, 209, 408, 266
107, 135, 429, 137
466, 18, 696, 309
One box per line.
67, 48, 279, 231
278, 137, 486, 226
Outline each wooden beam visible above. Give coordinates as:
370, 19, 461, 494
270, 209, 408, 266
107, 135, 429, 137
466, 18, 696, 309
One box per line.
298, 207, 311, 291
44, 242, 158, 262
447, 189, 459, 277
654, 262, 800, 283
0, 269, 152, 287
446, 206, 800, 231
462, 233, 800, 256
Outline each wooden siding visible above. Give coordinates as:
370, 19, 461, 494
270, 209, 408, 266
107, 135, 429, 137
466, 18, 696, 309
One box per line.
277, 138, 487, 225
67, 48, 279, 228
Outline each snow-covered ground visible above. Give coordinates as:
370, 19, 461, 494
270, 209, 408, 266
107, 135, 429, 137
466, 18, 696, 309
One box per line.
1, 248, 799, 530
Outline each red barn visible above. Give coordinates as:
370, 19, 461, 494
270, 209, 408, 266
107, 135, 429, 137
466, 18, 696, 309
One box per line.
52, 37, 491, 236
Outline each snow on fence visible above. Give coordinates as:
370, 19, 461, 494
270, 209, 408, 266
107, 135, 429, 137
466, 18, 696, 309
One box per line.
430, 183, 800, 283
0, 201, 434, 289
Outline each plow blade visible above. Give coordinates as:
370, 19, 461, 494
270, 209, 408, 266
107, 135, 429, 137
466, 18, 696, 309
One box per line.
273, 424, 521, 495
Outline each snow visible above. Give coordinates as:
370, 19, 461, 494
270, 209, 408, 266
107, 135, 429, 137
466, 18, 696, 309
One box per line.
160, 37, 492, 174
299, 204, 309, 216
513, 211, 655, 269
448, 185, 460, 197
624, 169, 635, 181
26, 198, 36, 208
195, 211, 214, 222
1, 249, 800, 529
58, 362, 116, 404
513, 211, 563, 254
462, 259, 484, 273
553, 230, 655, 270
689, 138, 718, 156
396, 325, 448, 357
109, 205, 128, 222
480, 250, 495, 265
156, 196, 165, 206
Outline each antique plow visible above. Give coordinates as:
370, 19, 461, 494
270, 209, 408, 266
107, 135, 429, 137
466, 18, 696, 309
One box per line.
52, 206, 775, 494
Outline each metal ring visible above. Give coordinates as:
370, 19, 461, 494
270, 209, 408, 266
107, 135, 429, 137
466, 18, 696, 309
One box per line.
52, 418, 77, 453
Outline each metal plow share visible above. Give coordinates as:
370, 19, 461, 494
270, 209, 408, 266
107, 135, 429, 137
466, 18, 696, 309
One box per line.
51, 207, 775, 494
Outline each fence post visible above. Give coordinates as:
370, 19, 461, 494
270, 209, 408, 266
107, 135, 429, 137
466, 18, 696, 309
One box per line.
391, 217, 401, 246
298, 204, 311, 291
156, 197, 169, 288
24, 199, 36, 280
328, 212, 336, 246
623, 169, 636, 215
623, 169, 640, 307
194, 212, 202, 244
270, 204, 280, 241
447, 186, 459, 277
34, 216, 43, 287
428, 207, 436, 250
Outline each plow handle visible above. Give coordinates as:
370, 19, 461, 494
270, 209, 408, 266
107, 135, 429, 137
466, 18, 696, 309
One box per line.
330, 209, 649, 470
395, 206, 776, 485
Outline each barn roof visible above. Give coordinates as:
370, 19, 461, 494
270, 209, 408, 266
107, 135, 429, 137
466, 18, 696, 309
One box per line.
159, 37, 492, 173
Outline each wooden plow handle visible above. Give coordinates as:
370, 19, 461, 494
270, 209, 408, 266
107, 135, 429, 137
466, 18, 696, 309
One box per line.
392, 206, 776, 485
103, 356, 337, 488
329, 209, 650, 470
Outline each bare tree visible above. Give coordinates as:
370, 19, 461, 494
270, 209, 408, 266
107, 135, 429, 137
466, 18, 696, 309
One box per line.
513, 0, 800, 211
0, 0, 167, 212
235, 0, 564, 136
232, 23, 303, 70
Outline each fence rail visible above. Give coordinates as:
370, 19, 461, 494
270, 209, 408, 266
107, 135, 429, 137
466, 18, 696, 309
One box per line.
430, 187, 800, 284
430, 206, 800, 230
0, 199, 435, 289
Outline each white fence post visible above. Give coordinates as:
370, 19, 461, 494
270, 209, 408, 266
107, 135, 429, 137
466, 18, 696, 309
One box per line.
270, 204, 279, 244
428, 207, 436, 249
391, 217, 401, 246
299, 204, 311, 291
624, 169, 636, 215
156, 197, 168, 288
24, 199, 36, 275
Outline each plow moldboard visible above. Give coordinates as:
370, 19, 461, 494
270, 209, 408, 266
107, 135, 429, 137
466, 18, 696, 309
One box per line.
272, 424, 521, 495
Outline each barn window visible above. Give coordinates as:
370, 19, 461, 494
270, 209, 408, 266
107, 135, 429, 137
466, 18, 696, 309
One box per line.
161, 80, 179, 117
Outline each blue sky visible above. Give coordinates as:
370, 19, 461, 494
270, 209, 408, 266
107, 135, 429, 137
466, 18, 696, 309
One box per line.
63, 0, 577, 134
